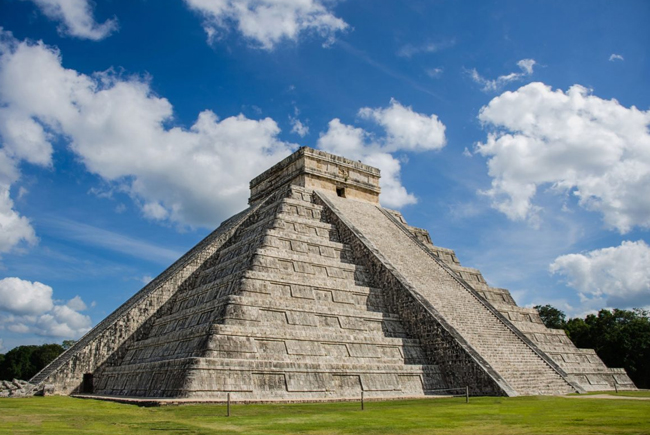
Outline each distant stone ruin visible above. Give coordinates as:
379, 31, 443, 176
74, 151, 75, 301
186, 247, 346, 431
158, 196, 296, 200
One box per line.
28, 147, 635, 400
0, 380, 38, 397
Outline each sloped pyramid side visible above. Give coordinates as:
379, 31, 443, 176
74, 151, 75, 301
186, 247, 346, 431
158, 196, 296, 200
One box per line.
93, 185, 446, 399
317, 191, 579, 396
371, 204, 636, 392
29, 205, 260, 395
412, 237, 637, 391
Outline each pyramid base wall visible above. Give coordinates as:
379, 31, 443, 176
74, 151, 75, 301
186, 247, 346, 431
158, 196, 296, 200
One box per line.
95, 357, 446, 400
567, 370, 637, 392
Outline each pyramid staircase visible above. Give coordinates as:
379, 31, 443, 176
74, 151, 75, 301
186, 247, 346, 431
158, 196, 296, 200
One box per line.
425, 252, 636, 391
317, 192, 577, 396
373, 203, 635, 392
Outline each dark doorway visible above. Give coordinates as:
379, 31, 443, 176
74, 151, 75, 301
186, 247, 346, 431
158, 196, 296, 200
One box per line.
336, 187, 346, 198
82, 373, 94, 394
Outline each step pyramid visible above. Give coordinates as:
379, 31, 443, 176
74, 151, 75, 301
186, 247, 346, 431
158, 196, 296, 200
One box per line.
30, 147, 635, 400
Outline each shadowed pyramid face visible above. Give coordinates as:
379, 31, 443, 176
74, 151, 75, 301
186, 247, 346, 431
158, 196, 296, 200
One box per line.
248, 147, 381, 206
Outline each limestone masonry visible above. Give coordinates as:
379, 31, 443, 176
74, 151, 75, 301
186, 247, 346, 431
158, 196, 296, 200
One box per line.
29, 147, 635, 400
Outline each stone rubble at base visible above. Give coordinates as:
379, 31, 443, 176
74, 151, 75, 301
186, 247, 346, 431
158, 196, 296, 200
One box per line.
0, 379, 38, 397
24, 147, 635, 401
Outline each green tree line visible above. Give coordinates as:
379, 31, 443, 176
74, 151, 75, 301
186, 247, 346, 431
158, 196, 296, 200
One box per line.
535, 306, 650, 389
0, 341, 74, 381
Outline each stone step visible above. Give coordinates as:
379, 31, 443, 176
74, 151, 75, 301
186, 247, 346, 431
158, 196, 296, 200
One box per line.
125, 319, 423, 354
263, 228, 348, 251
511, 322, 566, 333
278, 197, 325, 219
242, 270, 381, 295
196, 251, 254, 283
249, 259, 371, 286
254, 247, 358, 270
209, 325, 423, 353
107, 356, 440, 376
281, 195, 324, 209
149, 286, 391, 334
274, 212, 337, 232
222, 316, 407, 339
260, 235, 352, 263
237, 279, 387, 314
559, 363, 613, 372
225, 294, 399, 322
169, 275, 241, 311
124, 344, 424, 367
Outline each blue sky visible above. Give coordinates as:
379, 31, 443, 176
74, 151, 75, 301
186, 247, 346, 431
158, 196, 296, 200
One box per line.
0, 0, 648, 352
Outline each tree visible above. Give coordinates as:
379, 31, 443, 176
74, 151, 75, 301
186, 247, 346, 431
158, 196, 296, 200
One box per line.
560, 308, 650, 389
62, 340, 76, 350
535, 305, 649, 389
31, 344, 64, 370
534, 304, 566, 329
0, 343, 64, 381
0, 345, 38, 380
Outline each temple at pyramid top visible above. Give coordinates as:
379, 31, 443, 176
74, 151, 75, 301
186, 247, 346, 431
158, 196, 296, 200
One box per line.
249, 147, 381, 205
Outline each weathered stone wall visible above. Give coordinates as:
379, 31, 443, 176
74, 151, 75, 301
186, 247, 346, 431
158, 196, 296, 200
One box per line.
249, 147, 381, 205
94, 188, 291, 397
29, 205, 259, 395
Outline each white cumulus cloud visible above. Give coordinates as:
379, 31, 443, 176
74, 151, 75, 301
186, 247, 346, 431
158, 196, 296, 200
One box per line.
609, 53, 624, 62
34, 303, 91, 338
469, 59, 536, 92
318, 99, 446, 208
0, 277, 53, 315
0, 44, 45, 254
359, 98, 446, 152
0, 31, 296, 228
184, 0, 348, 50
318, 118, 416, 208
0, 277, 91, 338
0, 183, 37, 253
476, 82, 650, 233
66, 295, 87, 311
24, 0, 118, 40
551, 240, 650, 309
290, 117, 309, 137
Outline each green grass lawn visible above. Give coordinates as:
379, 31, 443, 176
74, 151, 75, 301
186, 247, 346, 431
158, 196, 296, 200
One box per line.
581, 390, 650, 398
1, 395, 649, 435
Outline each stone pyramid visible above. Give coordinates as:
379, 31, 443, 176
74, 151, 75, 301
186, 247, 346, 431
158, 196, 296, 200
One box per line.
30, 147, 635, 400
